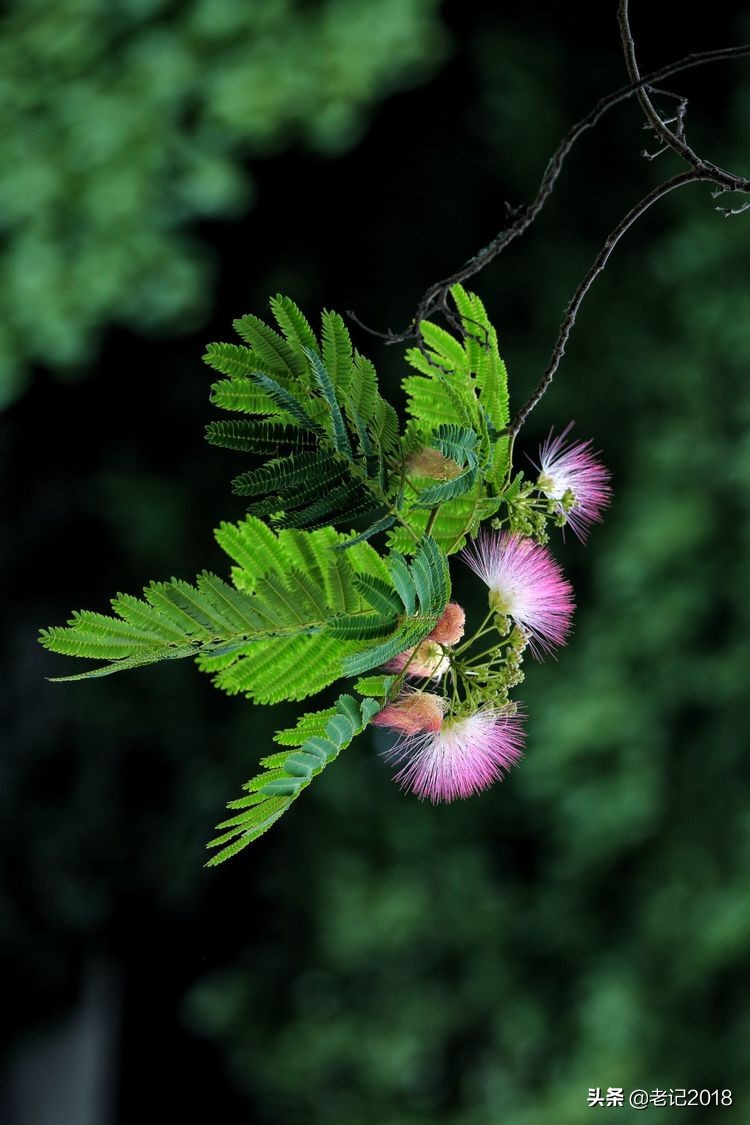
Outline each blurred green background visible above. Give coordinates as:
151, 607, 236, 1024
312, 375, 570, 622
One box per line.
3, 1, 750, 1122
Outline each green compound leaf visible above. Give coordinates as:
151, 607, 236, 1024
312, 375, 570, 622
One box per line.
320, 309, 354, 394
388, 487, 502, 556
204, 297, 402, 533
342, 536, 450, 676
412, 424, 479, 507
353, 675, 396, 698
334, 514, 397, 549
204, 419, 315, 454
403, 285, 511, 492
305, 346, 353, 456
206, 693, 381, 863
269, 294, 320, 358
40, 518, 413, 701
233, 312, 308, 381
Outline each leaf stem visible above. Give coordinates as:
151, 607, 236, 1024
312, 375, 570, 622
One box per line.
424, 504, 442, 537
452, 607, 496, 656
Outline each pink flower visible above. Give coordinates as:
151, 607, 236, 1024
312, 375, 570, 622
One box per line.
535, 423, 611, 541
460, 531, 574, 657
385, 707, 524, 803
372, 692, 447, 735
427, 602, 465, 646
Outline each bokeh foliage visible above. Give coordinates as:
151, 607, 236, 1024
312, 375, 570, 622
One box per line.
0, 0, 444, 404
3, 3, 750, 1122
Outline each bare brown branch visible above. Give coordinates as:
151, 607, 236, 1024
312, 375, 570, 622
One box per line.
618, 0, 750, 193
349, 10, 750, 445
348, 34, 750, 346
507, 171, 710, 435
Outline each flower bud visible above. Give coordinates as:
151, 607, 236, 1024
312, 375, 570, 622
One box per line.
372, 692, 447, 735
388, 639, 450, 680
428, 602, 466, 646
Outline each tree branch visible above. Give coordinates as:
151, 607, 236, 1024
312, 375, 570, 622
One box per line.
507, 171, 711, 435
348, 32, 750, 346
506, 7, 750, 435
618, 0, 750, 194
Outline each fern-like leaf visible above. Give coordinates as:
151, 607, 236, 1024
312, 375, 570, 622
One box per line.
342, 536, 450, 675
205, 298, 403, 533
388, 488, 502, 555
321, 310, 353, 394
334, 514, 397, 549
269, 294, 320, 358
233, 312, 308, 381
206, 694, 381, 863
246, 371, 325, 434
305, 347, 353, 456
230, 451, 338, 498
205, 419, 314, 454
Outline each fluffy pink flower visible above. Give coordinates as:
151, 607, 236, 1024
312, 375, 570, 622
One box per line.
460, 531, 574, 657
535, 423, 611, 541
427, 602, 465, 646
386, 707, 524, 803
372, 692, 447, 735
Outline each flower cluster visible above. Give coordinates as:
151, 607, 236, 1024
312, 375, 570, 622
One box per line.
374, 425, 610, 803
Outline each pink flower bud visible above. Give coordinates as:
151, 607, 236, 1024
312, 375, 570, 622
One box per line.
387, 639, 449, 680
427, 602, 465, 646
372, 692, 447, 735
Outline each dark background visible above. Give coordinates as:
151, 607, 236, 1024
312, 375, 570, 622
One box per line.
2, 1, 750, 1121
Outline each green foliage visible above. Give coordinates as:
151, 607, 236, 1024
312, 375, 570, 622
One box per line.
412, 424, 479, 506
205, 296, 401, 535
404, 284, 510, 468
206, 693, 381, 863
388, 486, 502, 554
0, 0, 446, 405
353, 674, 396, 698
391, 283, 513, 551
202, 285, 521, 558
343, 538, 450, 675
40, 520, 447, 706
204, 419, 314, 455
39, 573, 269, 680
41, 514, 450, 852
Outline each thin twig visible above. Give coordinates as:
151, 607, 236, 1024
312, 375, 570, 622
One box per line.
618, 0, 750, 193
507, 171, 709, 435
349, 36, 750, 344
506, 7, 750, 434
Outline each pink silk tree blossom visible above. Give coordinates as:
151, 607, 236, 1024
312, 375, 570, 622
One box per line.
460, 531, 574, 657
535, 423, 611, 541
385, 707, 524, 803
